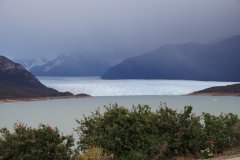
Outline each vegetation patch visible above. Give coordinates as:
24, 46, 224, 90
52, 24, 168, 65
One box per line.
76, 104, 240, 159
1, 104, 240, 159
0, 123, 74, 160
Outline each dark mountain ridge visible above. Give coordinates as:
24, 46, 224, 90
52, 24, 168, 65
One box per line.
102, 35, 240, 81
191, 83, 240, 96
0, 56, 73, 100
0, 56, 45, 88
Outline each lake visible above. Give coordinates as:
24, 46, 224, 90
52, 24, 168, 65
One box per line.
0, 77, 240, 136
1, 95, 240, 137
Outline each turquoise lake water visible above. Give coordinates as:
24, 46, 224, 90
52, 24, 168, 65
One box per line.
1, 95, 240, 135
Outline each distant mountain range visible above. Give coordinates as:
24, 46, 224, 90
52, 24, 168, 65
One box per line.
102, 35, 240, 81
29, 55, 110, 76
0, 56, 73, 100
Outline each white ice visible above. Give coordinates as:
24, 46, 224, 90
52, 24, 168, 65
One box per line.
38, 76, 238, 96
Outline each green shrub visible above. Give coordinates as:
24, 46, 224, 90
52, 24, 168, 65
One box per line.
0, 123, 74, 160
203, 112, 240, 153
76, 104, 160, 159
76, 104, 240, 159
156, 106, 205, 157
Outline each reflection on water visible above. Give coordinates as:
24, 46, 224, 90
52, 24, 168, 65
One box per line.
0, 95, 240, 135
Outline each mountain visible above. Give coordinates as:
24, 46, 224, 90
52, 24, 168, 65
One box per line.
30, 55, 110, 76
102, 35, 240, 81
0, 56, 73, 100
18, 57, 53, 71
191, 83, 240, 96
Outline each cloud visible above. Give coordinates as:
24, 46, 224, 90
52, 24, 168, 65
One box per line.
0, 0, 240, 60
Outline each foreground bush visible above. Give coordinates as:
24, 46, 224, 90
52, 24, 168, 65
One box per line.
76, 104, 240, 159
203, 112, 240, 153
0, 123, 74, 160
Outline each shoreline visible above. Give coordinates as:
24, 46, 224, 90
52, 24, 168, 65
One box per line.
0, 95, 92, 104
189, 92, 240, 96
1, 93, 240, 104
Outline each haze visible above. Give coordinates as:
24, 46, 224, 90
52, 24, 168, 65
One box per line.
0, 0, 240, 62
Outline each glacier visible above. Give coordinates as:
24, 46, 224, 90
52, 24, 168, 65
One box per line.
38, 76, 237, 96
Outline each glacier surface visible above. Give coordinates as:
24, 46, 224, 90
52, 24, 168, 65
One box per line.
38, 77, 237, 96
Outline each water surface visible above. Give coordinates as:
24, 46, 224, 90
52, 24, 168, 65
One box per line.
1, 95, 239, 135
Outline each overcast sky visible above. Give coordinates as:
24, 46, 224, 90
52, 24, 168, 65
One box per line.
0, 0, 240, 61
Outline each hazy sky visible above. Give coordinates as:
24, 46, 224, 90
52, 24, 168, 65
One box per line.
0, 0, 240, 61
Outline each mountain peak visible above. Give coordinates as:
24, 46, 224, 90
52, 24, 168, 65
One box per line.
0, 56, 25, 73
0, 55, 73, 100
102, 35, 240, 81
29, 54, 110, 76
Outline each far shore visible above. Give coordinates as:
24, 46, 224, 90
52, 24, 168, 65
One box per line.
189, 92, 240, 96
0, 94, 92, 104
1, 92, 240, 104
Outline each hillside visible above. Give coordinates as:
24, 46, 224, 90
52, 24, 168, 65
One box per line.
0, 56, 73, 100
102, 35, 240, 81
191, 83, 240, 96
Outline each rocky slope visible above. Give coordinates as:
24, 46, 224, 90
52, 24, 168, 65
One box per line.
0, 56, 73, 100
191, 83, 240, 96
